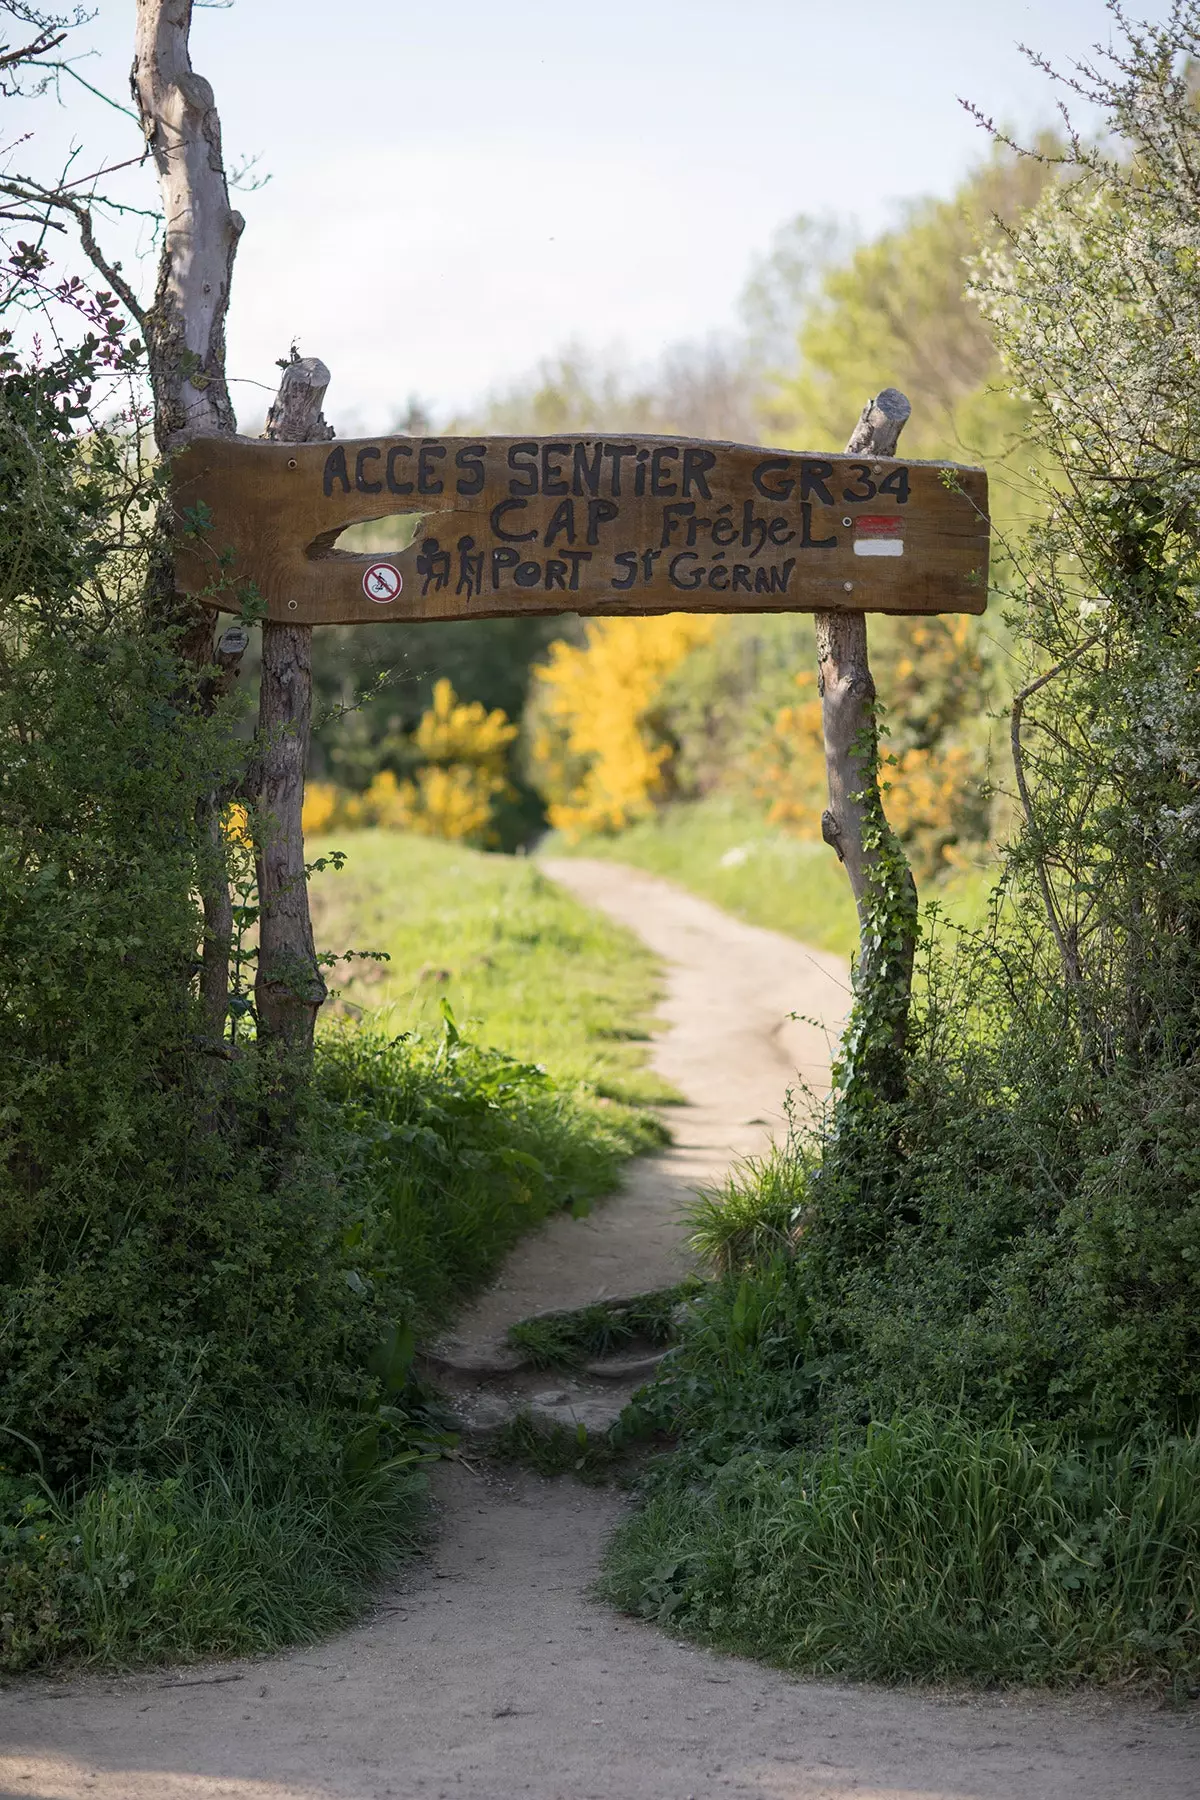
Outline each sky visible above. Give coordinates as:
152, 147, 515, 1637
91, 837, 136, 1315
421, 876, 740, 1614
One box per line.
3, 0, 1175, 432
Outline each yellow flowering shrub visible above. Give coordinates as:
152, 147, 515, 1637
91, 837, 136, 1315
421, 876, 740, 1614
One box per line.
372, 763, 507, 843
411, 677, 516, 771
301, 783, 339, 836
746, 614, 989, 875
222, 802, 253, 847
300, 680, 517, 846
529, 615, 717, 838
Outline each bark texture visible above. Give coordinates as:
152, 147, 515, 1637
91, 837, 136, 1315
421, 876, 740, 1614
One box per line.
815, 389, 918, 1090
131, 0, 243, 455
132, 0, 244, 1044
253, 357, 335, 1056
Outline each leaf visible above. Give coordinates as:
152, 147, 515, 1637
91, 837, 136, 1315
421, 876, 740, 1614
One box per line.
342, 1423, 380, 1477
439, 998, 460, 1045
370, 1321, 416, 1394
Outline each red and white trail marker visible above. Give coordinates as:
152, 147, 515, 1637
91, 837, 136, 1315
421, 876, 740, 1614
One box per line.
854, 515, 905, 557
362, 561, 403, 603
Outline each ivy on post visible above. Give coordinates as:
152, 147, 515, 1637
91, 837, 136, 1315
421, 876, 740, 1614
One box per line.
254, 354, 334, 1057
815, 390, 919, 1108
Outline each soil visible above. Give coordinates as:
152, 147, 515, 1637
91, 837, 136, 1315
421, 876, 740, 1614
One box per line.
1, 860, 1194, 1800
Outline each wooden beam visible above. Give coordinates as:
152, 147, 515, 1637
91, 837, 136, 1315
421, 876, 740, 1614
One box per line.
132, 0, 242, 455
171, 433, 989, 626
132, 0, 245, 1050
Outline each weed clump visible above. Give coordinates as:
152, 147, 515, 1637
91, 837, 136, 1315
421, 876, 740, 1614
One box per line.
506, 1284, 698, 1371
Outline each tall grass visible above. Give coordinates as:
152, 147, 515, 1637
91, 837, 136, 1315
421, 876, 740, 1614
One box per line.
320, 1022, 664, 1332
601, 1411, 1200, 1687
1, 1427, 424, 1672
4, 843, 670, 1673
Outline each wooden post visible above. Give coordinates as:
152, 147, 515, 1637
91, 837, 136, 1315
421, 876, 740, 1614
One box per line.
815, 389, 919, 1094
253, 356, 335, 1057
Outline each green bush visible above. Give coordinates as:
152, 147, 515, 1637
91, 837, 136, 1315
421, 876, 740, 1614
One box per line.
0, 1011, 656, 1672
602, 1411, 1200, 1687
606, 12, 1200, 1693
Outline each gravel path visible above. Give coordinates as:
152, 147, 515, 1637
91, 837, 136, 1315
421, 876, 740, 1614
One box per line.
2, 860, 1194, 1800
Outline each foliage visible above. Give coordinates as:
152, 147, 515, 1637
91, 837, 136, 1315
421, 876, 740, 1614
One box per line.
527, 616, 716, 837
308, 614, 564, 840
760, 148, 1053, 527
601, 9, 1200, 1690
321, 1019, 662, 1333
740, 615, 993, 877
312, 151, 1049, 849
0, 256, 422, 1665
505, 1284, 698, 1371
601, 1411, 1200, 1688
525, 548, 998, 882
687, 1141, 814, 1278
488, 1411, 620, 1484
514, 148, 1058, 869
607, 6, 1200, 1444
0, 254, 664, 1669
0, 1002, 662, 1671
304, 679, 518, 846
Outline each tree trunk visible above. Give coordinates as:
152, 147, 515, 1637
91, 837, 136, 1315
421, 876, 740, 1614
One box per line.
132, 0, 245, 1048
815, 390, 918, 1099
253, 357, 335, 1058
131, 0, 242, 458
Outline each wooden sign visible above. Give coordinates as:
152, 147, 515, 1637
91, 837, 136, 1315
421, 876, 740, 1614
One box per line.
171, 434, 989, 626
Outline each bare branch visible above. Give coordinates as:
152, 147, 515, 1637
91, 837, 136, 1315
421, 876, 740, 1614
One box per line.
0, 27, 67, 70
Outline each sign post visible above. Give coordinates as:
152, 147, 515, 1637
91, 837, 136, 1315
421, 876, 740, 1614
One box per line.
176, 389, 989, 1088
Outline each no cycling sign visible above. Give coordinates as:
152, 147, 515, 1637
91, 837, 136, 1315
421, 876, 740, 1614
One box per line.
362, 561, 402, 604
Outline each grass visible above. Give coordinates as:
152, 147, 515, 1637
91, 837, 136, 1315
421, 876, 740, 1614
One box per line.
0, 1430, 425, 1673
309, 830, 676, 1106
320, 1024, 667, 1334
488, 1412, 622, 1484
600, 1410, 1200, 1689
505, 1283, 699, 1371
546, 793, 998, 958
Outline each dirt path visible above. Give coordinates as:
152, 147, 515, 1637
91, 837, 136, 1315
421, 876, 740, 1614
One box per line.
1, 862, 1194, 1800
437, 858, 848, 1378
